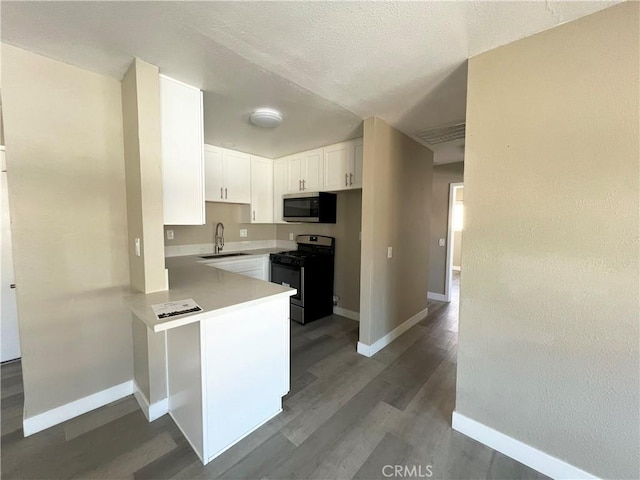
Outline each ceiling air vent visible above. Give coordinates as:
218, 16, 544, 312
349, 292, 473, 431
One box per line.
413, 123, 465, 146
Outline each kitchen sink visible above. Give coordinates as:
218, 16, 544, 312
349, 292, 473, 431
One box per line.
200, 252, 251, 259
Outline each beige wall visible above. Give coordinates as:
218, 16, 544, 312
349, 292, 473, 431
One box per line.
276, 190, 362, 313
2, 45, 132, 417
359, 117, 433, 346
165, 202, 276, 245
428, 163, 464, 294
121, 59, 166, 294
456, 3, 639, 478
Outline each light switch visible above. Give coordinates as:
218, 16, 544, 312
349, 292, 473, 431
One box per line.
135, 238, 141, 257
387, 246, 393, 259
289, 232, 294, 241
166, 230, 174, 240
439, 238, 445, 247
240, 229, 247, 238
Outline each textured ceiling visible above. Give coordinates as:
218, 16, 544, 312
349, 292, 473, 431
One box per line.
1, 1, 619, 161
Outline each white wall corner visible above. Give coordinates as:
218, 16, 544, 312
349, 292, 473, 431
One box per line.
333, 306, 360, 321
451, 412, 600, 480
23, 380, 134, 436
427, 291, 448, 302
133, 381, 168, 422
357, 307, 428, 358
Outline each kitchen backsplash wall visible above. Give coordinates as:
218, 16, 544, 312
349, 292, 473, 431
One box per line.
164, 202, 277, 245
276, 190, 362, 314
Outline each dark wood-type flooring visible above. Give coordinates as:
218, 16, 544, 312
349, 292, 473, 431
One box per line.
1, 278, 546, 479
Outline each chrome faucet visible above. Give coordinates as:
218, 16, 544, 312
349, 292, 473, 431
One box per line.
214, 222, 225, 254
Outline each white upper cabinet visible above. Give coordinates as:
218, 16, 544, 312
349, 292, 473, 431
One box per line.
160, 75, 205, 225
204, 145, 224, 201
323, 138, 363, 191
323, 142, 351, 191
204, 145, 251, 204
303, 149, 323, 192
223, 149, 251, 204
352, 138, 364, 189
273, 159, 288, 224
248, 156, 273, 223
286, 155, 303, 193
285, 148, 324, 193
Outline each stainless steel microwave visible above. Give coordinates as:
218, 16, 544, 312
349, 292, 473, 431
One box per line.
283, 192, 337, 223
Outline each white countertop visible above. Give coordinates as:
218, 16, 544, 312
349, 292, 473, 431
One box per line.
124, 249, 295, 332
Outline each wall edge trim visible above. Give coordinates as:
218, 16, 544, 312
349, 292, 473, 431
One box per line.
451, 412, 599, 480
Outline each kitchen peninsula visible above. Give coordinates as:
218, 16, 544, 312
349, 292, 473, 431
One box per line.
124, 253, 295, 464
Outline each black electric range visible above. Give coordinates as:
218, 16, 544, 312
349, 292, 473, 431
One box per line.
269, 235, 335, 325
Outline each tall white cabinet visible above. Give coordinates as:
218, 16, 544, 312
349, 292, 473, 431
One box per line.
160, 75, 205, 225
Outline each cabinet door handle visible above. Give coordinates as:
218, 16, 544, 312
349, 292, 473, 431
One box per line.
253, 210, 256, 221
10, 284, 16, 289
302, 179, 306, 190
345, 173, 348, 186
350, 173, 353, 185
220, 187, 223, 199
299, 179, 302, 191
225, 188, 228, 199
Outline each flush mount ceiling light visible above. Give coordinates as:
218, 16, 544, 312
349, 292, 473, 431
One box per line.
250, 108, 283, 128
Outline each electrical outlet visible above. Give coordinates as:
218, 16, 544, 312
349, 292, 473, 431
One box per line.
135, 238, 141, 257
289, 232, 294, 241
387, 246, 393, 259
439, 238, 445, 247
332, 295, 339, 306
166, 230, 174, 240
240, 229, 247, 238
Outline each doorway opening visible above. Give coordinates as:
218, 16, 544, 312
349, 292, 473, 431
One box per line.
444, 182, 464, 303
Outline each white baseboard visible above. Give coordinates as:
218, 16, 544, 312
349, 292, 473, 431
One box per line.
357, 307, 428, 358
451, 412, 598, 480
427, 291, 447, 302
23, 380, 134, 436
133, 381, 168, 422
452, 266, 461, 271
333, 306, 360, 321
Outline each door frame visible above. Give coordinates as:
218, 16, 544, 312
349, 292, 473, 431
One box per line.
444, 182, 464, 303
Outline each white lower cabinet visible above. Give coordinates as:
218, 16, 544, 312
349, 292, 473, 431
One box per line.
203, 299, 289, 460
165, 296, 290, 464
207, 257, 269, 281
